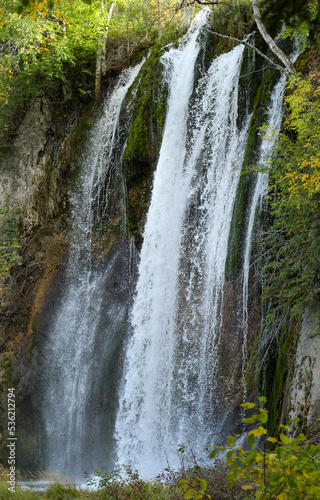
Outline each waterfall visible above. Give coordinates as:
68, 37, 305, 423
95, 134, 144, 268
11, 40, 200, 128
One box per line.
41, 62, 143, 479
39, 8, 299, 480
115, 11, 251, 477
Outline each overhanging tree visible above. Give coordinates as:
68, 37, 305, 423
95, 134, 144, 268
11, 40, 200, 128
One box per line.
180, 0, 298, 76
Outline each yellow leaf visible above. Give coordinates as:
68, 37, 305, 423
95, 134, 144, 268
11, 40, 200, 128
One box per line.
249, 427, 267, 438
185, 488, 196, 499
242, 484, 254, 490
267, 437, 277, 443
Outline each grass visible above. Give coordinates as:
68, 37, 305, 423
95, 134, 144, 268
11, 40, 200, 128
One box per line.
0, 461, 249, 500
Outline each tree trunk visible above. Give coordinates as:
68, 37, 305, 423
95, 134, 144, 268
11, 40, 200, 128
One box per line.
95, 2, 114, 100
126, 5, 130, 61
157, 0, 161, 38
252, 0, 297, 76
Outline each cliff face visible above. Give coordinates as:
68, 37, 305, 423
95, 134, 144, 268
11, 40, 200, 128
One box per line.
286, 311, 320, 437
0, 90, 88, 467
0, 96, 67, 229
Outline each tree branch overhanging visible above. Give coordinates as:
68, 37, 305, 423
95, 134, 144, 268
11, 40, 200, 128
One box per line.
206, 29, 293, 78
180, 0, 221, 6
181, 0, 297, 77
252, 0, 297, 76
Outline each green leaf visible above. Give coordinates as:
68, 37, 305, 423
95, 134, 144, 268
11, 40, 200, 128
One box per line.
241, 402, 256, 410
297, 433, 306, 441
226, 450, 235, 458
288, 478, 297, 489
257, 412, 268, 424
209, 448, 219, 459
249, 426, 267, 438
243, 450, 259, 465
280, 424, 289, 431
242, 416, 258, 424
197, 478, 207, 491
258, 396, 267, 403
280, 433, 291, 445
227, 435, 236, 446
247, 433, 255, 449
185, 488, 196, 499
287, 417, 300, 425
267, 437, 278, 443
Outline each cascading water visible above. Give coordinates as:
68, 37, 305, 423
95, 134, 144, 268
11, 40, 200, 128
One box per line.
115, 11, 251, 477
41, 62, 143, 479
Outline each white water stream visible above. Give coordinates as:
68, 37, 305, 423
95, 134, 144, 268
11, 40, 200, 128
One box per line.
115, 11, 251, 477
42, 62, 143, 479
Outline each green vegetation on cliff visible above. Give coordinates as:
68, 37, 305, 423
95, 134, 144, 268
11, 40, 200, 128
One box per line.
263, 68, 320, 318
260, 38, 320, 435
0, 195, 21, 307
0, 0, 190, 149
122, 46, 168, 247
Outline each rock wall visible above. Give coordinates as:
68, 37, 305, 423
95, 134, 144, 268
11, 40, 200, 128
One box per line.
285, 311, 320, 438
0, 88, 97, 468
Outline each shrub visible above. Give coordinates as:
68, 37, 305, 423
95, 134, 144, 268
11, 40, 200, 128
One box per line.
181, 398, 320, 500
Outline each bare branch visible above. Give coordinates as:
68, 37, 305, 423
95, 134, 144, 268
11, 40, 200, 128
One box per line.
180, 0, 221, 6
206, 29, 291, 77
252, 0, 297, 76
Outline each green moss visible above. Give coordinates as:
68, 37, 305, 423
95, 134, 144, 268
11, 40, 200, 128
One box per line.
28, 336, 36, 354
122, 47, 169, 248
31, 313, 39, 333
260, 314, 299, 436
123, 47, 167, 176
2, 354, 13, 384
244, 335, 260, 395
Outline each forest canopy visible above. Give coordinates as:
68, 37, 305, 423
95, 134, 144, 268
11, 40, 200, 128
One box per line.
0, 0, 189, 145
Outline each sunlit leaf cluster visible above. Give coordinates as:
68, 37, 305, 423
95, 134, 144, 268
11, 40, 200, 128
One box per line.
0, 0, 112, 144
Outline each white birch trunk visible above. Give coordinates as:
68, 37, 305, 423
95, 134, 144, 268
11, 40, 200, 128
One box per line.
95, 2, 115, 100
252, 0, 297, 76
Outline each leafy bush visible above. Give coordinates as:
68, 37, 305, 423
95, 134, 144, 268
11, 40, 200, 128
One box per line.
181, 398, 320, 500
162, 462, 248, 500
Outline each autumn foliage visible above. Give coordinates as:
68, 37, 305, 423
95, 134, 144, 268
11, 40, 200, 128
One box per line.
262, 71, 320, 317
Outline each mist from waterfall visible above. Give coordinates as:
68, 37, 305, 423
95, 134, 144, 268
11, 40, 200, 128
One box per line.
42, 62, 143, 479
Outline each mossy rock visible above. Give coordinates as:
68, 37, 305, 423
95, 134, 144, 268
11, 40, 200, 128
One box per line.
260, 313, 300, 436
122, 47, 169, 248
